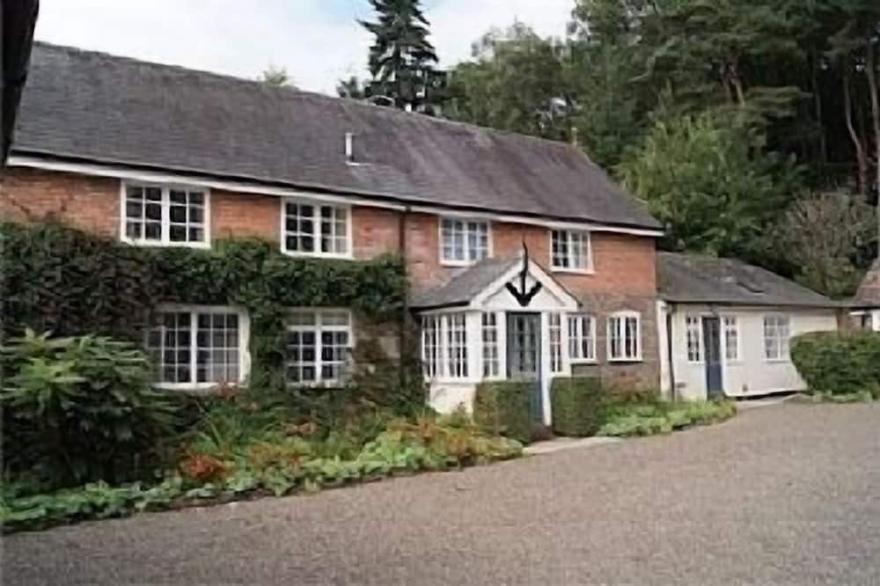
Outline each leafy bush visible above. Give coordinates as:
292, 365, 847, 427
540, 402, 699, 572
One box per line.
598, 400, 737, 437
1, 411, 522, 533
473, 381, 532, 443
791, 331, 880, 396
551, 377, 604, 437
1, 330, 180, 487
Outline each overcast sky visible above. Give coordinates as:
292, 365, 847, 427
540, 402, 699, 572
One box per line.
35, 0, 574, 95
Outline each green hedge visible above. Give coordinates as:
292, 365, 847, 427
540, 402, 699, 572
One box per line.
473, 381, 532, 443
791, 331, 880, 395
551, 377, 604, 437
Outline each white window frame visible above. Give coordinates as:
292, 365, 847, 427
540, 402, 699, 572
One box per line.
763, 314, 791, 362
567, 313, 596, 363
723, 316, 740, 362
284, 309, 353, 387
146, 304, 250, 391
685, 315, 702, 363
120, 182, 211, 248
481, 312, 501, 379
549, 313, 563, 373
421, 312, 469, 381
439, 217, 491, 266
607, 310, 642, 362
280, 197, 353, 259
550, 229, 593, 273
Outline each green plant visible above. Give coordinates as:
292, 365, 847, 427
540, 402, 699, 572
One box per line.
1, 330, 180, 488
473, 381, 532, 443
598, 400, 737, 437
791, 331, 880, 396
551, 377, 605, 437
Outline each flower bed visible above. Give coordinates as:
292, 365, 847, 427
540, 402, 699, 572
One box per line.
598, 400, 737, 437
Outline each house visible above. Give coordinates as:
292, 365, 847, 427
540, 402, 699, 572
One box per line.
852, 258, 880, 331
656, 253, 841, 400
1, 0, 40, 164
1, 43, 664, 424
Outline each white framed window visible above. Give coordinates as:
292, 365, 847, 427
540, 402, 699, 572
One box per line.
723, 316, 739, 361
285, 310, 352, 386
686, 315, 702, 363
421, 312, 469, 380
122, 183, 209, 247
146, 305, 248, 389
551, 229, 592, 272
608, 311, 641, 362
568, 314, 596, 362
549, 313, 563, 373
440, 218, 490, 265
447, 313, 468, 378
763, 315, 791, 361
481, 312, 500, 378
281, 199, 351, 258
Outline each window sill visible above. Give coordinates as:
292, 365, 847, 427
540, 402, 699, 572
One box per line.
551, 267, 594, 276
569, 358, 598, 365
280, 249, 354, 261
763, 358, 791, 365
153, 382, 240, 393
440, 259, 485, 268
121, 239, 210, 249
608, 357, 643, 364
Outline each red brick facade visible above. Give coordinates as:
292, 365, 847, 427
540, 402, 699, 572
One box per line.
1, 167, 660, 389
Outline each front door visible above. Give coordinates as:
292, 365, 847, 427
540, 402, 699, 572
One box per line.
507, 312, 542, 423
702, 316, 724, 398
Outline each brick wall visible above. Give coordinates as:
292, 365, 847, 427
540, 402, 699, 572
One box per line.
2, 167, 660, 388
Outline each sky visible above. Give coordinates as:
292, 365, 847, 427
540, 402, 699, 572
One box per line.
34, 0, 574, 95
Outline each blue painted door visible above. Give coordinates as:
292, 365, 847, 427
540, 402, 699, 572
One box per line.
507, 312, 542, 423
702, 316, 724, 398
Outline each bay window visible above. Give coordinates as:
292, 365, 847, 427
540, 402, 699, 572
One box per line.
421, 313, 469, 380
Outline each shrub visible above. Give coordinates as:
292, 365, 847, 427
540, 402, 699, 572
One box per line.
791, 331, 880, 395
551, 377, 604, 437
597, 400, 736, 437
473, 381, 532, 443
1, 330, 180, 487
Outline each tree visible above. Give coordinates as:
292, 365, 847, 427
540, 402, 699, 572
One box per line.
774, 191, 876, 296
619, 110, 798, 262
444, 23, 571, 140
260, 66, 293, 88
360, 0, 441, 111
337, 76, 367, 99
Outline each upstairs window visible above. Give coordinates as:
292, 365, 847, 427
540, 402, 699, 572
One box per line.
282, 199, 350, 257
285, 310, 352, 386
123, 184, 208, 247
441, 218, 489, 264
145, 306, 248, 389
568, 314, 596, 362
551, 230, 592, 272
763, 315, 791, 361
608, 311, 641, 362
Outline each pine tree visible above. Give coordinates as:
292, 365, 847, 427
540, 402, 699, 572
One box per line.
360, 0, 441, 111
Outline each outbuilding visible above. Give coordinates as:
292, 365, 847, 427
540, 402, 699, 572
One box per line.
657, 253, 841, 400
852, 258, 880, 331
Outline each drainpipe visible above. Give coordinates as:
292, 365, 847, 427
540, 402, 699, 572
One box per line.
665, 302, 677, 402
398, 205, 411, 393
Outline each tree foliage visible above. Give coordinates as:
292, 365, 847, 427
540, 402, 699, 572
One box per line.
359, 0, 442, 112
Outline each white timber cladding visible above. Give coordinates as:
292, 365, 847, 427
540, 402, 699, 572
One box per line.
120, 181, 210, 247
145, 304, 250, 391
8, 156, 664, 238
658, 303, 838, 400
284, 309, 352, 387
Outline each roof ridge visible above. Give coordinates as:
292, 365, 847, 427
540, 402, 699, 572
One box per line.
31, 41, 584, 155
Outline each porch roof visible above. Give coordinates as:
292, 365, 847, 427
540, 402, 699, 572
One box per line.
410, 258, 521, 310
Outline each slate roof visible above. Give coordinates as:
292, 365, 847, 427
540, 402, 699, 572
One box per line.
853, 258, 880, 308
11, 43, 661, 231
658, 252, 840, 308
410, 258, 520, 310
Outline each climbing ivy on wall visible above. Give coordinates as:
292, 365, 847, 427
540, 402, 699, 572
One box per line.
0, 221, 408, 393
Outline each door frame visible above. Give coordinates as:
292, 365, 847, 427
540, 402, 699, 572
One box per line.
506, 311, 543, 424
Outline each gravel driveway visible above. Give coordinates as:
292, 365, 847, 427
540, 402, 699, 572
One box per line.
3, 402, 879, 585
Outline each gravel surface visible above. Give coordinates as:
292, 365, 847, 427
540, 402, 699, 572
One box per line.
3, 402, 879, 585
